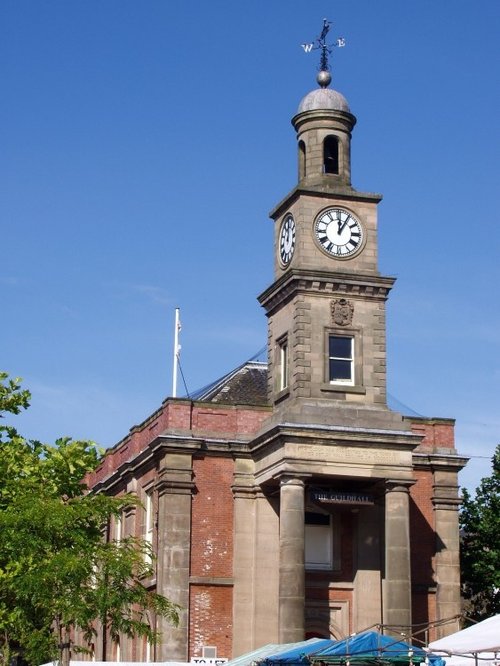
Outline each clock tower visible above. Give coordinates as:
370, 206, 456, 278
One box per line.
250, 36, 424, 646
259, 65, 403, 431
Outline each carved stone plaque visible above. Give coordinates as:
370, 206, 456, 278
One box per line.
331, 298, 354, 326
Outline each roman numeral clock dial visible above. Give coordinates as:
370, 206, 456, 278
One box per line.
314, 207, 364, 258
279, 213, 296, 266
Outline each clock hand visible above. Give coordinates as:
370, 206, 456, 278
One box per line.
338, 215, 350, 235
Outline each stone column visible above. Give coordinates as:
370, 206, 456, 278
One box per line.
155, 453, 195, 661
433, 468, 462, 638
384, 481, 412, 633
279, 475, 306, 643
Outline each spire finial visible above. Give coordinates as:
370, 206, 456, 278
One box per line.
301, 18, 346, 88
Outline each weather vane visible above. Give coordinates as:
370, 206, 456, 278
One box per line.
301, 18, 345, 73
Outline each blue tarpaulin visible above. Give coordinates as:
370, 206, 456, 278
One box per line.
262, 632, 445, 666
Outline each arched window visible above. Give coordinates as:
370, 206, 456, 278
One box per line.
299, 140, 306, 179
323, 135, 339, 174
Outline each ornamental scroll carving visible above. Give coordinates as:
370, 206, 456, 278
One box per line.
331, 298, 354, 326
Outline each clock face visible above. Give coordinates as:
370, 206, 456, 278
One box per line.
314, 208, 364, 258
279, 214, 296, 266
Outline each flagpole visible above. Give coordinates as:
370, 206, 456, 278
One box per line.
172, 307, 180, 397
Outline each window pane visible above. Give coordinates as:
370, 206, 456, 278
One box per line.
330, 359, 352, 381
305, 524, 332, 569
329, 336, 352, 359
305, 511, 330, 526
280, 341, 288, 390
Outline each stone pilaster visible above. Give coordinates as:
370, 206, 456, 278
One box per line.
384, 481, 412, 633
279, 475, 306, 643
433, 467, 462, 638
354, 504, 382, 630
254, 492, 280, 645
232, 461, 258, 656
155, 453, 195, 661
120, 479, 138, 661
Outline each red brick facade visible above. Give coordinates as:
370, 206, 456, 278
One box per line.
85, 398, 463, 659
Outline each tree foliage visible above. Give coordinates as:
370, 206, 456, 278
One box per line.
460, 444, 500, 621
0, 372, 179, 666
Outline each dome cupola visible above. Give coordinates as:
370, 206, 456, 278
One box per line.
292, 22, 356, 188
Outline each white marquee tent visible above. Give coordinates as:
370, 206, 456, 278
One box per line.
428, 615, 500, 666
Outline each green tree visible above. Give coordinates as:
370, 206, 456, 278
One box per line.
460, 444, 500, 620
0, 372, 179, 666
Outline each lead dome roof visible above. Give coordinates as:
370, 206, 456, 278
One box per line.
297, 87, 351, 114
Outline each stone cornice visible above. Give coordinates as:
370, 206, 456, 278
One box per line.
91, 426, 441, 496
405, 416, 456, 427
291, 107, 357, 130
413, 453, 467, 511
251, 422, 420, 486
156, 464, 195, 497
250, 421, 421, 454
269, 183, 382, 220
156, 477, 196, 497
231, 484, 262, 499
91, 433, 254, 494
258, 268, 395, 314
432, 497, 462, 511
412, 452, 469, 472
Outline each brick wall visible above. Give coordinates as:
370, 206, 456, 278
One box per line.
190, 455, 234, 658
407, 417, 455, 452
191, 455, 234, 578
189, 584, 232, 659
87, 399, 269, 488
410, 469, 436, 629
410, 470, 435, 586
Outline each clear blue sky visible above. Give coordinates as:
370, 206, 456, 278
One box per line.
2, 1, 499, 492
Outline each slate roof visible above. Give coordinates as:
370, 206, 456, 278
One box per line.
191, 360, 268, 406
189, 351, 420, 415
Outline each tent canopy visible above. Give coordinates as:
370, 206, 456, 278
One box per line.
225, 639, 326, 666
310, 632, 444, 666
263, 632, 445, 666
429, 615, 500, 654
261, 639, 333, 664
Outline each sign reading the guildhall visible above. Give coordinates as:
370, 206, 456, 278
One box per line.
310, 489, 374, 506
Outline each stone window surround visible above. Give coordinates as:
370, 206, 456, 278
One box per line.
143, 484, 155, 562
322, 326, 365, 395
274, 332, 290, 402
305, 511, 341, 571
